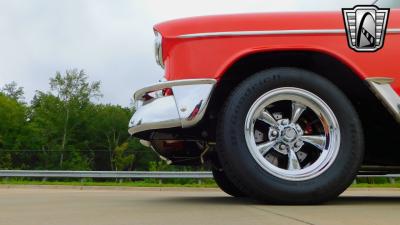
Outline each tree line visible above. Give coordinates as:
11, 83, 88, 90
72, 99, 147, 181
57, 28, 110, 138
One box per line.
0, 69, 159, 171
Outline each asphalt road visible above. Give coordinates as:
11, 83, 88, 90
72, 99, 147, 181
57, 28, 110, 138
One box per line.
1, 186, 400, 225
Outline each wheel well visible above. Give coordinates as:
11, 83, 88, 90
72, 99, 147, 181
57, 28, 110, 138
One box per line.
213, 51, 370, 112
206, 50, 400, 165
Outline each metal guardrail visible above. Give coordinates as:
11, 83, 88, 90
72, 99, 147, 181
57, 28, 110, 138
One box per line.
357, 174, 400, 178
0, 170, 399, 180
0, 170, 213, 179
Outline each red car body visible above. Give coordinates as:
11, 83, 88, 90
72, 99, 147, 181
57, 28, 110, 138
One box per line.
156, 10, 400, 93
129, 5, 400, 203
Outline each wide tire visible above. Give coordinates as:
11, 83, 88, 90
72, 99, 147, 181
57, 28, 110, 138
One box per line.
212, 168, 246, 197
216, 67, 364, 204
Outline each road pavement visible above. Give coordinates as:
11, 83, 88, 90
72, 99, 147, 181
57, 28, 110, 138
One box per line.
0, 186, 400, 225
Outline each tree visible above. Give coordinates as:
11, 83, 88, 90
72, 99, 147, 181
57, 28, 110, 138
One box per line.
0, 94, 27, 148
49, 69, 101, 168
0, 70, 162, 173
86, 104, 132, 170
112, 142, 134, 171
50, 69, 101, 103
27, 69, 102, 169
28, 92, 68, 169
1, 81, 25, 102
0, 93, 27, 169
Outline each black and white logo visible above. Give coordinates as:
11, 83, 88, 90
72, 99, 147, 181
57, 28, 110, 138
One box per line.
342, 5, 390, 52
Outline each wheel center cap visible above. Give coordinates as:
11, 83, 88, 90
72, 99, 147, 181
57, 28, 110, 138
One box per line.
283, 127, 297, 141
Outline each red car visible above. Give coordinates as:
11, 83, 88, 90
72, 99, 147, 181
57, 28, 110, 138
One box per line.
129, 1, 400, 203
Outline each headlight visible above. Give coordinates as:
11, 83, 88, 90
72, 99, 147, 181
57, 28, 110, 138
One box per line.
154, 31, 164, 68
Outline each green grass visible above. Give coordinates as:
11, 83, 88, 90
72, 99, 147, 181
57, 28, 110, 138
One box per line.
351, 183, 400, 188
0, 179, 218, 188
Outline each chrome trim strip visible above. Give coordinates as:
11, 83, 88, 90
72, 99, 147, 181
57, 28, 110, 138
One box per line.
388, 28, 400, 33
366, 77, 400, 123
134, 79, 216, 101
177, 28, 400, 38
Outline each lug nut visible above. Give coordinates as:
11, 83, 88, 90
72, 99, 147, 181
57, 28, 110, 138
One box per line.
295, 141, 302, 148
271, 130, 278, 137
279, 144, 287, 150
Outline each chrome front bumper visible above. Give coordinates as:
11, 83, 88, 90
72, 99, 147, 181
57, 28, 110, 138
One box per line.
128, 79, 217, 136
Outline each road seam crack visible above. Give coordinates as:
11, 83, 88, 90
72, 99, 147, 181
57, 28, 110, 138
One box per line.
250, 206, 317, 225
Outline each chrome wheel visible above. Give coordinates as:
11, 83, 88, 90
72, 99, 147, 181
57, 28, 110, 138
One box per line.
244, 87, 340, 181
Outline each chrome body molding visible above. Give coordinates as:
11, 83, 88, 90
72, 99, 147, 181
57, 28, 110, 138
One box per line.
128, 79, 217, 135
134, 79, 216, 101
177, 28, 400, 38
366, 77, 400, 123
387, 28, 400, 33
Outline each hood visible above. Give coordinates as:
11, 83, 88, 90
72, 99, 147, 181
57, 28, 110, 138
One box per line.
154, 11, 344, 38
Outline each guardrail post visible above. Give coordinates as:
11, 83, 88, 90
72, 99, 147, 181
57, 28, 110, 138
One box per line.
158, 179, 162, 184
389, 178, 396, 184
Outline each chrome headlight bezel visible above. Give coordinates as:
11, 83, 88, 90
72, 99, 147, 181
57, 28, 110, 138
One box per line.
154, 31, 164, 68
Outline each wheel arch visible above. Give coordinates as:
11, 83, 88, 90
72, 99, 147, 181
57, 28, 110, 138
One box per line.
211, 50, 374, 115
215, 48, 365, 81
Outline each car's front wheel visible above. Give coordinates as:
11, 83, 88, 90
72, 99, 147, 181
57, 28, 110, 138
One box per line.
212, 167, 246, 198
217, 67, 364, 204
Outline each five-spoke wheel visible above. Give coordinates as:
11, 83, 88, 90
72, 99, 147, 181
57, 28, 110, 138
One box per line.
245, 87, 340, 181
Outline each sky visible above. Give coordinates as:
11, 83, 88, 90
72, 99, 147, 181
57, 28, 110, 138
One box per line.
0, 0, 375, 106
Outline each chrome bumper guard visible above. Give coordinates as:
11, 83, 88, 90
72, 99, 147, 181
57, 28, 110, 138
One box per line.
128, 79, 217, 135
